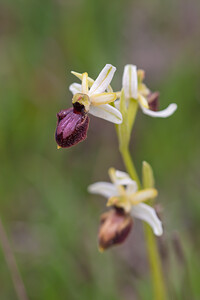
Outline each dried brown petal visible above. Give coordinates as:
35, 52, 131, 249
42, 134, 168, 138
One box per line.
55, 107, 89, 148
147, 92, 160, 111
98, 208, 133, 251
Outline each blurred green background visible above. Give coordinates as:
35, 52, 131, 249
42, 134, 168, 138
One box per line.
0, 0, 200, 299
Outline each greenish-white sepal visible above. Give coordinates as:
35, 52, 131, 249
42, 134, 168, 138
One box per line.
142, 161, 155, 189
71, 71, 94, 87
123, 64, 138, 99
131, 203, 163, 236
88, 182, 117, 198
82, 72, 88, 94
141, 103, 177, 118
69, 83, 82, 95
88, 64, 116, 96
89, 104, 122, 124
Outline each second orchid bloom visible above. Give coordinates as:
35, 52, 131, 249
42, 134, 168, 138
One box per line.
88, 168, 163, 250
119, 64, 178, 118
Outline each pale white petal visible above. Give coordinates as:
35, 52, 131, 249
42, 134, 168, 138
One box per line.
131, 203, 163, 236
141, 103, 177, 118
69, 83, 82, 95
88, 64, 116, 96
122, 65, 138, 99
90, 93, 116, 105
89, 104, 122, 124
88, 182, 118, 198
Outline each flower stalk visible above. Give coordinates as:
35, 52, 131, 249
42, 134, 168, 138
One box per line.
118, 134, 167, 300
116, 91, 167, 300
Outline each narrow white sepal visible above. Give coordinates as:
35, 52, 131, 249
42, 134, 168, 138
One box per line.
89, 104, 123, 124
88, 182, 117, 198
71, 71, 95, 87
123, 65, 138, 99
141, 103, 178, 118
131, 203, 163, 236
69, 83, 82, 95
115, 170, 131, 180
88, 64, 116, 96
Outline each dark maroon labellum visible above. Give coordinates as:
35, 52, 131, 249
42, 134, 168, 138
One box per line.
55, 107, 89, 148
147, 92, 160, 111
98, 207, 133, 251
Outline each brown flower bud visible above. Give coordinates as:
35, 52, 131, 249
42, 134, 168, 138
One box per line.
147, 92, 160, 111
55, 106, 89, 148
98, 208, 133, 251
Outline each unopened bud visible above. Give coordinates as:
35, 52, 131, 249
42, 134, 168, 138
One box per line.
98, 208, 133, 251
55, 107, 89, 148
147, 92, 160, 111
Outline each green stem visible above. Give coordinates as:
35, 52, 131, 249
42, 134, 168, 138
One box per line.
120, 147, 167, 300
144, 223, 167, 300
120, 147, 141, 189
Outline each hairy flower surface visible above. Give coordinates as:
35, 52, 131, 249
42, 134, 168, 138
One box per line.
69, 64, 122, 124
55, 64, 122, 148
98, 207, 133, 251
116, 64, 177, 118
88, 168, 163, 249
55, 108, 89, 148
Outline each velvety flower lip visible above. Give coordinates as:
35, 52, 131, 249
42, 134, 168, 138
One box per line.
117, 64, 177, 118
88, 168, 163, 241
98, 207, 133, 251
69, 64, 123, 124
55, 108, 89, 148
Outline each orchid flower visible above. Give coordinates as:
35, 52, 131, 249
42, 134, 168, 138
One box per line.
88, 168, 163, 250
69, 64, 122, 124
55, 64, 122, 148
116, 64, 177, 118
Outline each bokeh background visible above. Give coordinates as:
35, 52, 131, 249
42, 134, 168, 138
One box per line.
0, 0, 200, 299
